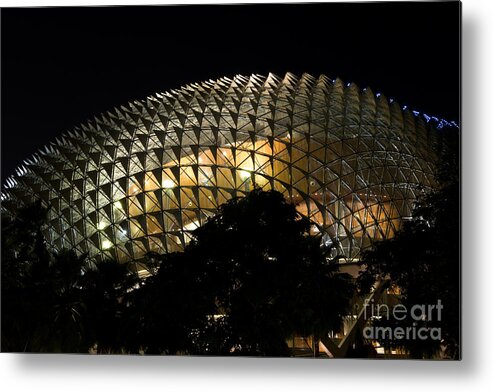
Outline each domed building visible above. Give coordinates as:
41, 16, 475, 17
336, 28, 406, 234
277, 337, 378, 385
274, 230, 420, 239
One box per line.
1, 72, 454, 264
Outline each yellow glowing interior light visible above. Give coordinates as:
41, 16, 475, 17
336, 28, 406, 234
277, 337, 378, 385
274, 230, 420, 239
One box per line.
114, 201, 123, 209
183, 220, 200, 231
239, 170, 251, 180
97, 221, 108, 230
162, 179, 175, 189
101, 240, 113, 250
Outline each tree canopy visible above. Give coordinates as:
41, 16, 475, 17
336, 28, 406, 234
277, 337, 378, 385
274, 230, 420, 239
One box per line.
1, 201, 141, 353
131, 188, 354, 355
2, 189, 355, 355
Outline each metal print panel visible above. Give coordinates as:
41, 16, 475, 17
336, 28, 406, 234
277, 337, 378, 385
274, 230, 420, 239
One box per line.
1, 2, 460, 359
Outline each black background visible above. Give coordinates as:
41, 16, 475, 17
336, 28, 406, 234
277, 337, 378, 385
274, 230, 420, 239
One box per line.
1, 2, 460, 179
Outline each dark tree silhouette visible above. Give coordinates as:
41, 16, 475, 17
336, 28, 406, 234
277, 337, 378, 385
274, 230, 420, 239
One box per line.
3, 189, 355, 356
1, 201, 141, 353
134, 188, 354, 356
123, 250, 218, 354
81, 259, 141, 353
2, 202, 89, 352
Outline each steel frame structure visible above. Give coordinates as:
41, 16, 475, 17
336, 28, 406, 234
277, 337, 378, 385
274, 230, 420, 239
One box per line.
2, 73, 445, 263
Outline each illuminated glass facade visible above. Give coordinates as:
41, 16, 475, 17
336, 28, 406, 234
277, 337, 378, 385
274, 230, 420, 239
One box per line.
1, 73, 447, 263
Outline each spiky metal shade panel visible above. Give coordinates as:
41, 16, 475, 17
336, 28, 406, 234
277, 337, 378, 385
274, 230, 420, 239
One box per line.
1, 73, 449, 263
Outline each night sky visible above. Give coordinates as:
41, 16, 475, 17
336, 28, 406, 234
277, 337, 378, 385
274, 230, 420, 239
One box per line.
1, 2, 460, 179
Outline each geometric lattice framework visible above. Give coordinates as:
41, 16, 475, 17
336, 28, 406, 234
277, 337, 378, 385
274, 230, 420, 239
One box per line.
1, 73, 456, 263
